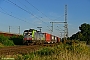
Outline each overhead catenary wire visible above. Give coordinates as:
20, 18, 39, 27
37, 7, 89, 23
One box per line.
7, 0, 52, 33
5, 0, 64, 35
2, 1, 43, 33
0, 6, 39, 33
24, 0, 65, 34
24, 0, 65, 35
17, 0, 45, 24
25, 0, 65, 22
24, 0, 54, 21
0, 6, 36, 27
18, 0, 52, 30
24, 0, 53, 32
18, 0, 43, 19
7, 0, 49, 25
18, 0, 57, 32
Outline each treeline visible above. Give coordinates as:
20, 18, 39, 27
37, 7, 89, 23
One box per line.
68, 23, 90, 45
0, 35, 23, 46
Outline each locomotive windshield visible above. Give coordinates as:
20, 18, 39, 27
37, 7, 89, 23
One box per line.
24, 32, 32, 36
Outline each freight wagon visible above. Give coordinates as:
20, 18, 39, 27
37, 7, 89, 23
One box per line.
0, 31, 20, 37
23, 29, 60, 45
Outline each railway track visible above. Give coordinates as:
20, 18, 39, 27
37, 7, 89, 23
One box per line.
0, 43, 59, 55
0, 45, 40, 55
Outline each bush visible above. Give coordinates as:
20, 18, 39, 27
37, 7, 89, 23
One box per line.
10, 35, 23, 45
87, 40, 90, 45
0, 35, 14, 46
35, 47, 55, 56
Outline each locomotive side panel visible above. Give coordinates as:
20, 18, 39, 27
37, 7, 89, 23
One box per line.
32, 30, 36, 40
35, 33, 45, 40
33, 33, 45, 44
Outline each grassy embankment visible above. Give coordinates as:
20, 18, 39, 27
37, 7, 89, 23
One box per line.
0, 35, 14, 47
0, 41, 90, 60
0, 35, 23, 48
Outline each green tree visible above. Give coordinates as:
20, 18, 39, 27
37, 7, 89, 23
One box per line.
70, 23, 90, 44
79, 23, 90, 41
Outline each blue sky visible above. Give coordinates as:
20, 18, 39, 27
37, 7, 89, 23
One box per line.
0, 0, 90, 37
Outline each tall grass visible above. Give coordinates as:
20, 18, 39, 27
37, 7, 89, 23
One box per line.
0, 43, 4, 48
0, 42, 90, 60
13, 43, 90, 60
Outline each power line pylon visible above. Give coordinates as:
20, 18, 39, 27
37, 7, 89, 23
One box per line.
9, 26, 11, 33
50, 22, 66, 35
64, 5, 68, 39
50, 5, 68, 40
19, 26, 20, 34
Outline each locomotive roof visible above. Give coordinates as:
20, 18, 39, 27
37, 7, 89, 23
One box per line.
24, 29, 37, 32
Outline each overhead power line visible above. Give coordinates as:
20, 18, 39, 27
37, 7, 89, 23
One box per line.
0, 6, 36, 26
25, 0, 54, 21
18, 0, 43, 19
7, 0, 53, 32
7, 0, 48, 24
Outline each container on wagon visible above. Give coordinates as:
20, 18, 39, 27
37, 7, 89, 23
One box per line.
51, 35, 55, 40
57, 37, 60, 43
54, 36, 57, 43
44, 33, 51, 43
51, 35, 55, 43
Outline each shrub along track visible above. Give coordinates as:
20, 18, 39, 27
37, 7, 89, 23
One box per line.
0, 43, 59, 55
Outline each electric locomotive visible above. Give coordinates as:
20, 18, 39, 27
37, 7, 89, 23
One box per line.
23, 29, 61, 45
23, 29, 34, 45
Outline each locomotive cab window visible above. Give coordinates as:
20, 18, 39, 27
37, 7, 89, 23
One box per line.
24, 33, 28, 36
30, 33, 32, 35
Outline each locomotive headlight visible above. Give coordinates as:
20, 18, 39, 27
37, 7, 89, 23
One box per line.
28, 34, 30, 35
